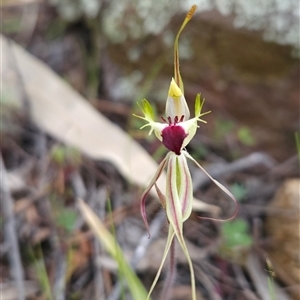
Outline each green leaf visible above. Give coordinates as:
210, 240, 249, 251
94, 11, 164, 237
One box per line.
222, 219, 253, 249
56, 209, 77, 233
237, 127, 255, 146
50, 145, 81, 166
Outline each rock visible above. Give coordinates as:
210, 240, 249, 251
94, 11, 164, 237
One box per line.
265, 179, 300, 299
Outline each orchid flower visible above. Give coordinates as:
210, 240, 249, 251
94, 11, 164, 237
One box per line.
134, 5, 237, 300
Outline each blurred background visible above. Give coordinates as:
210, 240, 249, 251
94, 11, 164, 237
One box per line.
1, 0, 299, 299
2, 0, 300, 160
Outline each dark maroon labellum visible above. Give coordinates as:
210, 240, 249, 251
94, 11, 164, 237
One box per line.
161, 124, 187, 155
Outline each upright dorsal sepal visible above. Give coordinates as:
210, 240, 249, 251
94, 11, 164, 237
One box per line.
174, 5, 197, 93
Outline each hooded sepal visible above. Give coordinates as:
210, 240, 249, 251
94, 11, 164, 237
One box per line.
166, 78, 190, 120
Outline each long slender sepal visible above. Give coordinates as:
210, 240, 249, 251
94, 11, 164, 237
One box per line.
155, 183, 166, 209
141, 153, 170, 236
146, 226, 176, 300
183, 150, 239, 221
174, 5, 197, 92
174, 231, 196, 300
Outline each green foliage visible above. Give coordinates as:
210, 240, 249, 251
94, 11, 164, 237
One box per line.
237, 126, 255, 146
106, 198, 126, 300
29, 246, 53, 300
268, 273, 276, 300
56, 208, 77, 233
221, 219, 253, 249
214, 119, 256, 148
266, 258, 276, 300
219, 218, 253, 264
50, 145, 81, 167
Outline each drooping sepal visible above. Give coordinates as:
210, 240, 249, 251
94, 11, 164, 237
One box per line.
140, 153, 170, 237
146, 226, 176, 300
183, 150, 239, 222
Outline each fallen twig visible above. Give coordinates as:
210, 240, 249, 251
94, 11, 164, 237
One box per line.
246, 252, 290, 300
0, 154, 26, 300
192, 152, 276, 191
194, 264, 223, 300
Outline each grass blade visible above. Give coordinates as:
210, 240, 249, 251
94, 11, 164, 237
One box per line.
78, 198, 148, 300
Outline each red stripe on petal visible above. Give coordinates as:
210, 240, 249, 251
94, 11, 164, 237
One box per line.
166, 155, 183, 236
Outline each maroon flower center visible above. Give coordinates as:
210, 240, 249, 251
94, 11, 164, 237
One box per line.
161, 116, 187, 155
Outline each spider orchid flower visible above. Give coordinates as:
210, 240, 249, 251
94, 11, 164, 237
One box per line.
134, 5, 237, 300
